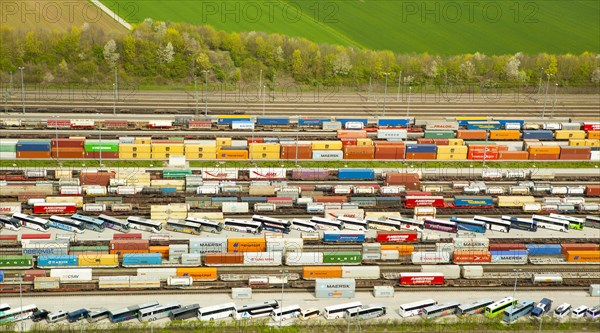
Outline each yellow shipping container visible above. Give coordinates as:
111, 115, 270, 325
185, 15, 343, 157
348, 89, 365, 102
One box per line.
249, 143, 280, 153
119, 144, 151, 153
249, 152, 280, 159
585, 139, 600, 148
569, 139, 586, 146
152, 153, 186, 159
185, 152, 217, 159
497, 195, 535, 207
436, 146, 468, 154
119, 152, 152, 159
588, 131, 600, 140
356, 138, 373, 146
436, 153, 468, 160
135, 137, 152, 144
216, 138, 232, 147
555, 130, 586, 140
312, 141, 343, 150
150, 179, 185, 188
45, 196, 84, 208
55, 170, 72, 179
151, 144, 184, 154
185, 144, 217, 153
447, 139, 464, 146
78, 254, 119, 267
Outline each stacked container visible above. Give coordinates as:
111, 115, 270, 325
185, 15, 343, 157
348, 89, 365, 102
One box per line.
457, 130, 487, 140
343, 146, 374, 159
184, 140, 216, 159
467, 144, 499, 160
16, 140, 51, 158
84, 140, 119, 158
559, 146, 591, 160
0, 139, 18, 159
119, 143, 151, 159
405, 144, 436, 159
374, 142, 405, 159
281, 144, 312, 159
249, 143, 280, 159
51, 138, 84, 158
528, 146, 560, 160
437, 145, 468, 160
151, 141, 184, 159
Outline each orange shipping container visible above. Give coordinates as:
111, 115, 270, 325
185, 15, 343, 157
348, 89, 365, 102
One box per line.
227, 238, 266, 253
529, 153, 560, 160
176, 267, 218, 280
498, 151, 529, 160
204, 253, 244, 265
457, 130, 487, 140
489, 130, 521, 140
561, 243, 599, 254
528, 146, 561, 154
566, 250, 600, 263
405, 152, 437, 160
337, 130, 367, 139
303, 266, 342, 279
149, 246, 170, 259
380, 244, 414, 254
588, 131, 600, 139
452, 250, 492, 263
343, 146, 374, 159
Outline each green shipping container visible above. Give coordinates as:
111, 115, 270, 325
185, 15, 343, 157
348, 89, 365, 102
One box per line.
163, 169, 193, 179
0, 140, 18, 152
323, 251, 362, 264
168, 137, 185, 141
424, 130, 456, 139
0, 255, 33, 268
84, 142, 119, 152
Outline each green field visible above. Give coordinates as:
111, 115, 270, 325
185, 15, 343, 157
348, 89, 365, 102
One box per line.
103, 0, 599, 54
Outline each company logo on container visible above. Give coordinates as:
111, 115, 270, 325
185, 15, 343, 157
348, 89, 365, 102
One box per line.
326, 284, 350, 288
410, 277, 434, 283
251, 171, 278, 178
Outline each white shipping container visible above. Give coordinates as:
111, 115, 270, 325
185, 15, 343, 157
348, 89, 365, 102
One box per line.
189, 238, 228, 253
380, 250, 400, 260
232, 121, 255, 130
84, 187, 107, 196
461, 265, 484, 279
59, 186, 82, 195
201, 168, 238, 180
306, 203, 325, 213
373, 285, 394, 298
296, 198, 313, 206
324, 208, 365, 220
551, 186, 568, 195
333, 185, 352, 195
504, 122, 522, 130
421, 265, 460, 279
50, 268, 92, 282
243, 252, 283, 266
523, 203, 542, 212
222, 202, 249, 213
167, 276, 193, 286
116, 186, 137, 195
136, 268, 177, 280
322, 121, 342, 130
362, 253, 381, 260
83, 204, 106, 212
452, 238, 490, 249
341, 266, 380, 279
180, 253, 202, 265
196, 186, 220, 195
377, 129, 408, 140
490, 254, 528, 264
411, 251, 451, 264
0, 152, 17, 159
71, 119, 95, 127
312, 150, 343, 160
0, 202, 21, 215
380, 186, 405, 194
249, 168, 286, 180
353, 186, 376, 194
27, 198, 46, 205
149, 120, 173, 127
98, 276, 130, 289
591, 151, 600, 161
232, 287, 252, 299
345, 122, 364, 130
254, 203, 276, 212
284, 252, 324, 265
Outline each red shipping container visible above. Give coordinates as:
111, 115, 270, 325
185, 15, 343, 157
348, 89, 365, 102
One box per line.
51, 139, 85, 148
559, 154, 591, 160
417, 138, 435, 144
23, 269, 46, 282
281, 145, 312, 160
204, 253, 244, 265
21, 234, 52, 240
103, 120, 129, 128
341, 138, 357, 146
586, 185, 600, 196
113, 233, 143, 240
529, 153, 560, 160
561, 243, 599, 254
400, 273, 444, 285
0, 235, 18, 241
583, 122, 600, 131
560, 147, 592, 154
33, 203, 76, 214
51, 149, 85, 159
385, 173, 420, 189
17, 152, 51, 159
80, 171, 115, 187
468, 151, 499, 160
312, 196, 348, 203
376, 231, 419, 243
404, 196, 445, 208
247, 138, 264, 144
452, 250, 492, 263
109, 239, 149, 251
188, 120, 212, 129
405, 152, 437, 160
488, 243, 526, 251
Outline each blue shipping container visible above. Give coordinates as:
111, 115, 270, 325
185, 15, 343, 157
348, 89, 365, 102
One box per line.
211, 197, 238, 202
322, 232, 366, 243
16, 142, 51, 152
336, 118, 368, 126
217, 116, 252, 125
490, 250, 528, 256
263, 138, 280, 143
453, 196, 494, 207
337, 168, 375, 180
406, 144, 437, 153
161, 188, 176, 194
37, 255, 79, 267
377, 118, 411, 127
22, 247, 69, 256
122, 253, 162, 266
0, 270, 3, 283
299, 118, 329, 126
256, 117, 290, 125
522, 130, 554, 140
467, 121, 501, 130
525, 244, 562, 255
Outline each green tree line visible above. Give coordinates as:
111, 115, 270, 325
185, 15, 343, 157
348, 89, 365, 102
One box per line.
1, 20, 599, 88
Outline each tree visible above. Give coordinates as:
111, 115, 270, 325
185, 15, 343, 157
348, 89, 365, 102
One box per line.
103, 39, 120, 67
195, 52, 211, 72
291, 49, 303, 77
157, 42, 175, 64
592, 68, 600, 84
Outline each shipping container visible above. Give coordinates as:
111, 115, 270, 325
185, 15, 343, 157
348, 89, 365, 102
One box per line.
566, 250, 600, 262
314, 278, 356, 298
376, 231, 419, 243
452, 250, 491, 263
399, 273, 444, 285
50, 268, 92, 282
176, 268, 217, 280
